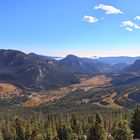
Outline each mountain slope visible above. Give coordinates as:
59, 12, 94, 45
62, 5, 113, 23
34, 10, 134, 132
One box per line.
125, 59, 140, 73
111, 63, 128, 72
0, 50, 79, 90
59, 55, 112, 75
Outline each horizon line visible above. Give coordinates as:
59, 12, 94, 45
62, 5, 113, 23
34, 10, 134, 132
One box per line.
0, 48, 140, 58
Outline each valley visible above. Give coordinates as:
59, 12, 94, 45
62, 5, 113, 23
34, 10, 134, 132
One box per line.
0, 49, 140, 113
1, 1, 140, 139
0, 75, 111, 107
1, 73, 139, 111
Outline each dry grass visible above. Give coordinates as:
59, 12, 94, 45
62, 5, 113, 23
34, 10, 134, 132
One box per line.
0, 83, 21, 99
24, 88, 71, 107
70, 75, 111, 91
102, 92, 121, 108
24, 94, 63, 107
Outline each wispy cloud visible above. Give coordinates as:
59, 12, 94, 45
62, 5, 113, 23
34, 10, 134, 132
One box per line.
125, 27, 133, 32
121, 20, 140, 31
83, 16, 98, 23
121, 20, 140, 29
134, 16, 140, 20
94, 4, 123, 14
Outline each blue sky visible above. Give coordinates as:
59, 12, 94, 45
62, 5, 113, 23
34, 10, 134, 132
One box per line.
0, 0, 140, 57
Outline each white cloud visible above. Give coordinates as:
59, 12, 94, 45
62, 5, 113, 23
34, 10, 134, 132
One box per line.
134, 16, 140, 20
83, 16, 98, 23
121, 20, 140, 29
125, 27, 133, 32
94, 4, 123, 14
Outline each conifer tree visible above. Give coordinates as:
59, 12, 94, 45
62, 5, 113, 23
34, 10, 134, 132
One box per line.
0, 129, 3, 140
47, 114, 58, 140
25, 123, 32, 140
46, 127, 54, 140
88, 113, 107, 140
15, 117, 26, 140
131, 104, 140, 139
59, 122, 78, 140
2, 116, 17, 140
36, 115, 47, 139
112, 119, 133, 140
70, 113, 85, 140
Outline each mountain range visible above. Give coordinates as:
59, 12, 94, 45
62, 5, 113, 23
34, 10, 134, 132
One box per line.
0, 49, 140, 109
92, 56, 140, 65
0, 49, 79, 90
0, 49, 140, 90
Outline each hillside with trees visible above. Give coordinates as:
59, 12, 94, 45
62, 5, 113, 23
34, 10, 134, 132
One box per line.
0, 105, 140, 140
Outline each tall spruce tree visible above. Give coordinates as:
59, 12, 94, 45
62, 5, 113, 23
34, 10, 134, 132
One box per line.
59, 122, 78, 140
37, 115, 47, 139
88, 113, 107, 140
15, 117, 26, 140
112, 119, 133, 140
0, 129, 3, 140
131, 104, 140, 139
47, 114, 58, 140
46, 127, 54, 140
70, 113, 85, 140
2, 116, 17, 140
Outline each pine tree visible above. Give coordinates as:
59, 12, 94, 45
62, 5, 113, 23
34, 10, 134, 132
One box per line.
37, 115, 47, 140
2, 116, 17, 140
59, 122, 78, 140
0, 120, 3, 140
71, 113, 85, 140
0, 129, 3, 140
88, 113, 107, 140
47, 114, 58, 140
112, 119, 133, 140
15, 117, 26, 140
46, 127, 54, 140
131, 104, 140, 139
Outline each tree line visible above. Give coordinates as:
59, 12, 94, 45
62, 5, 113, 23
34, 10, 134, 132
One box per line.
0, 105, 140, 140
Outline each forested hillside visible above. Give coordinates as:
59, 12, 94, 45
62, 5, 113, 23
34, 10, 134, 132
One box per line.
0, 105, 140, 140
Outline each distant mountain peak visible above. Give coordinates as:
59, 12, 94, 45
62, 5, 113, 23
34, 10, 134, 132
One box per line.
65, 54, 80, 60
90, 56, 99, 59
